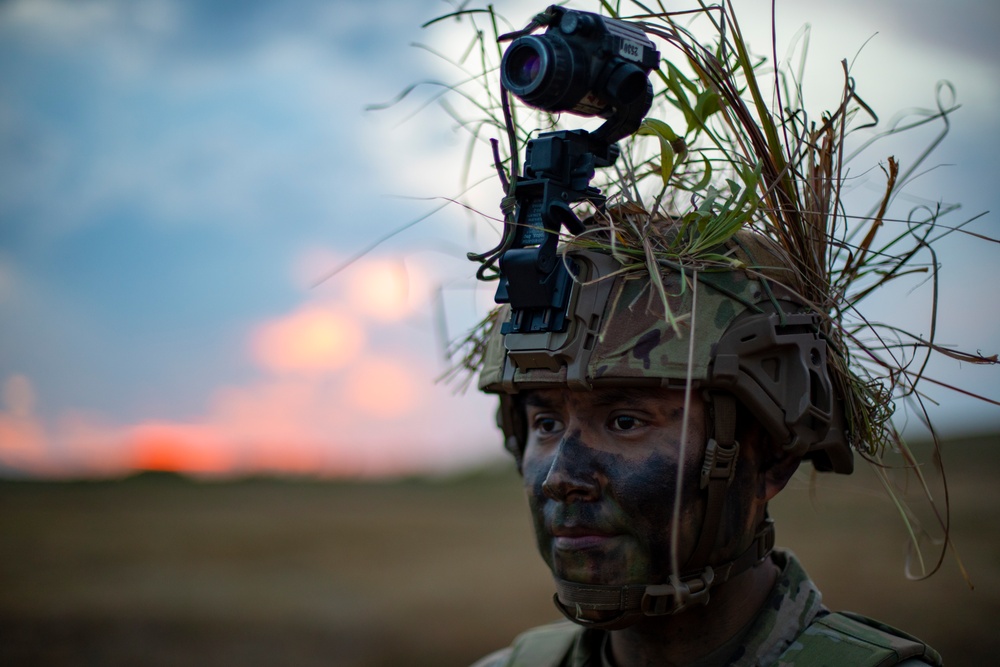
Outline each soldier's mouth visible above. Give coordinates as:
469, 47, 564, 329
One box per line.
550, 526, 620, 550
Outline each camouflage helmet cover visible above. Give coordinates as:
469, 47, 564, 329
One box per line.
479, 228, 852, 473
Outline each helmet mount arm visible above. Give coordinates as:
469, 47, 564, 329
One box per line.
495, 130, 616, 336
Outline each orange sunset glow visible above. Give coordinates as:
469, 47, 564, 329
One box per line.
252, 306, 366, 374
130, 423, 233, 474
346, 359, 418, 419
347, 259, 418, 322
0, 255, 501, 479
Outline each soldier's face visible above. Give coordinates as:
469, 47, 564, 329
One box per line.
520, 387, 710, 587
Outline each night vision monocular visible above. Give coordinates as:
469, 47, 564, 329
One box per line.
500, 6, 659, 142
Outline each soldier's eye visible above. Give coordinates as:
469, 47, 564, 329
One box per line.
535, 417, 563, 434
611, 415, 642, 431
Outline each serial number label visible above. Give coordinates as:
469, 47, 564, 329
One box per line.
522, 203, 547, 245
618, 39, 642, 61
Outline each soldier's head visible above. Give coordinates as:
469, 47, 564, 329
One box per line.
477, 223, 853, 628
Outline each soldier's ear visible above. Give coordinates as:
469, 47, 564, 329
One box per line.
499, 397, 526, 474
504, 435, 524, 475
738, 411, 798, 501
762, 453, 800, 502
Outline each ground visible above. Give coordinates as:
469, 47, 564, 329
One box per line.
1, 432, 997, 666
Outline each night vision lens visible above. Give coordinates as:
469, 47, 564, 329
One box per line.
505, 43, 545, 90
513, 52, 541, 86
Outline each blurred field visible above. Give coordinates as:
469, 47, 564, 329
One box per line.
1, 432, 998, 667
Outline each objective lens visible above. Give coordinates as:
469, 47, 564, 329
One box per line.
500, 33, 583, 112
506, 45, 544, 89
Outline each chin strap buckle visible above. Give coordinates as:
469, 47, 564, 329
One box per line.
700, 437, 739, 489
640, 567, 715, 616
756, 517, 776, 561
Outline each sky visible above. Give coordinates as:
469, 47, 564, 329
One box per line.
0, 0, 997, 478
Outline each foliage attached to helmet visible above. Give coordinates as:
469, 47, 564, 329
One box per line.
418, 2, 998, 581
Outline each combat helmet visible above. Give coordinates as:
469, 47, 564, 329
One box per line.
478, 224, 853, 475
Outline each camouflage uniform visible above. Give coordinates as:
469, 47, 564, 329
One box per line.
470, 550, 942, 667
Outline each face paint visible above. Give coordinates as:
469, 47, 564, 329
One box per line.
521, 387, 710, 586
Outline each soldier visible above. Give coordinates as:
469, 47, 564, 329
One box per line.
468, 227, 943, 666
438, 3, 994, 664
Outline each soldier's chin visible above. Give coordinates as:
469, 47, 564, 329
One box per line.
549, 552, 623, 586
553, 596, 642, 631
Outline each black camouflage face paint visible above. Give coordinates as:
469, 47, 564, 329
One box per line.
521, 389, 712, 587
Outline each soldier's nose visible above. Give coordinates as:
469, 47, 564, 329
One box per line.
541, 431, 600, 502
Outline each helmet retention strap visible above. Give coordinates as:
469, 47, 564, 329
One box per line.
684, 393, 740, 570
550, 520, 775, 629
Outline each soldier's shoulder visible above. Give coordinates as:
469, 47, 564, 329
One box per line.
468, 621, 584, 667
777, 611, 943, 666
470, 647, 513, 667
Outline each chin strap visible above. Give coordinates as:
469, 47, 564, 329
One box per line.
552, 393, 770, 630
685, 392, 740, 570
552, 519, 775, 629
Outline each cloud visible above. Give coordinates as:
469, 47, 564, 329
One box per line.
0, 0, 451, 249
345, 259, 421, 322
0, 375, 48, 471
0, 252, 502, 478
0, 0, 117, 40
344, 357, 419, 420
251, 306, 366, 375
